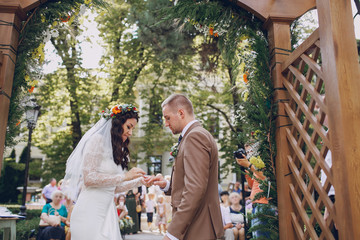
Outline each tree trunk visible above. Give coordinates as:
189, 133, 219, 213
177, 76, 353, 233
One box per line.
51, 23, 83, 149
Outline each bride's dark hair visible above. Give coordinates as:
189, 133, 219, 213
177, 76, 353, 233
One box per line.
111, 111, 139, 170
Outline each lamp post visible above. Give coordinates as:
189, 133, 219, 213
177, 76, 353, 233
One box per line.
19, 97, 41, 216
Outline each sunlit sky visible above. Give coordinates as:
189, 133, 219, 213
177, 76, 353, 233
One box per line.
43, 3, 360, 74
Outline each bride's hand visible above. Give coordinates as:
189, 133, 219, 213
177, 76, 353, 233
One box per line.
142, 175, 154, 187
124, 167, 146, 181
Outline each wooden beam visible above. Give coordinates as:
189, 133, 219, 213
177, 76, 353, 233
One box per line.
317, 0, 360, 239
0, 51, 3, 66
20, 0, 48, 13
281, 28, 320, 72
236, 0, 316, 21
264, 17, 296, 240
0, 1, 27, 20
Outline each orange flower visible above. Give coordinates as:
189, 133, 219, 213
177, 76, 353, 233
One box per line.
60, 15, 70, 22
209, 27, 214, 36
28, 86, 35, 93
16, 121, 21, 126
112, 106, 121, 114
214, 32, 219, 37
243, 73, 248, 84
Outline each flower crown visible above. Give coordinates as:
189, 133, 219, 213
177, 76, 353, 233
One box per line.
99, 104, 138, 120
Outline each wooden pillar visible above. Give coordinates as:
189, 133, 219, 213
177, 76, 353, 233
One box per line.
0, 5, 25, 172
317, 0, 360, 239
264, 17, 296, 240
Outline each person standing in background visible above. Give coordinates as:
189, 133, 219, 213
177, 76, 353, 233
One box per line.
42, 178, 57, 204
126, 189, 139, 234
232, 182, 241, 194
156, 195, 167, 234
136, 185, 146, 232
145, 193, 156, 231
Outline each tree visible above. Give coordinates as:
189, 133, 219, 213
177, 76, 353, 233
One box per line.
96, 0, 151, 103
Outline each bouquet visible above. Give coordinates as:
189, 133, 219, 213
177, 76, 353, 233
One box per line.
119, 215, 134, 232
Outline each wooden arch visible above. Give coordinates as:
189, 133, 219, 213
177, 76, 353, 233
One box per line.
1, 1, 360, 239
232, 0, 360, 240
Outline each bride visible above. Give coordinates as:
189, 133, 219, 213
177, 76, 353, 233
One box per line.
61, 104, 147, 240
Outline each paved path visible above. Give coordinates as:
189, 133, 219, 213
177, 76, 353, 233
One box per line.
123, 231, 164, 240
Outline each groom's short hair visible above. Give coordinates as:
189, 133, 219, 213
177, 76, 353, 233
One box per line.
162, 94, 194, 115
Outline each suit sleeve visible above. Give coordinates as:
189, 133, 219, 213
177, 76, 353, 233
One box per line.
164, 180, 172, 196
167, 132, 211, 238
164, 167, 174, 196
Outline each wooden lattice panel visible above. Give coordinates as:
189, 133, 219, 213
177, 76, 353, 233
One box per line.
281, 29, 336, 240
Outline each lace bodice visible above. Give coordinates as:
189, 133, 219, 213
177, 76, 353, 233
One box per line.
82, 134, 142, 192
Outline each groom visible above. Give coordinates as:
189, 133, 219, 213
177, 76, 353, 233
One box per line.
147, 94, 224, 240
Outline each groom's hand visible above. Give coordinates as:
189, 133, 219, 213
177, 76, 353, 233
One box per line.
152, 174, 168, 189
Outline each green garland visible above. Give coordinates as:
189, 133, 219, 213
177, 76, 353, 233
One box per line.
161, 1, 278, 238
6, 0, 104, 147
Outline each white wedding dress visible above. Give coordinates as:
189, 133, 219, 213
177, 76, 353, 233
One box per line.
70, 134, 142, 240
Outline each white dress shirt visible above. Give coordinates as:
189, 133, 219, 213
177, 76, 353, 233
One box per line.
163, 120, 198, 240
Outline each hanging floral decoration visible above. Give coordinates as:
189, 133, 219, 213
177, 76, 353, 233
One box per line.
185, 18, 230, 37
60, 15, 70, 22
249, 156, 265, 170
243, 71, 249, 84
31, 43, 46, 64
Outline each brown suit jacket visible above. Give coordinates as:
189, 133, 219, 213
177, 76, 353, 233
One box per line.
165, 122, 224, 240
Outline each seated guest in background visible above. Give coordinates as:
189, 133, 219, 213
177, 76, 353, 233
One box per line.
38, 190, 67, 240
220, 191, 230, 207
117, 195, 128, 220
42, 178, 57, 204
232, 181, 242, 194
228, 192, 245, 240
220, 203, 235, 240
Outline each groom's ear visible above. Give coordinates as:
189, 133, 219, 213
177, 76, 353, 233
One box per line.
178, 109, 185, 119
